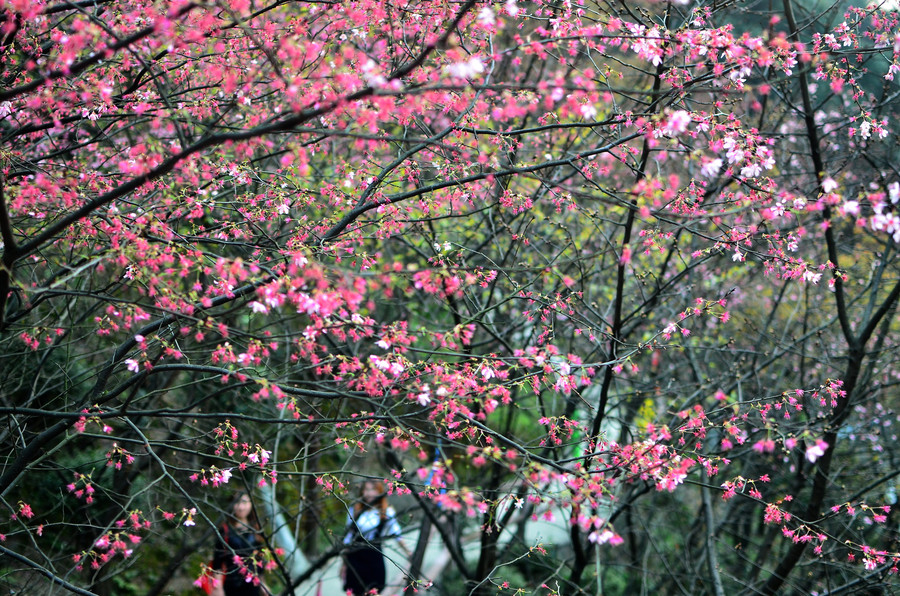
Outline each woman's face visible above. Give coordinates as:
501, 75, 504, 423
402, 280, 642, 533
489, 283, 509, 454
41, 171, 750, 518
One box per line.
233, 494, 252, 519
362, 482, 381, 502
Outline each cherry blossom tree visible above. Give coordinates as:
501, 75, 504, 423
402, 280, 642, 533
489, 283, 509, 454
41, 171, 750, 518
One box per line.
2, 0, 900, 594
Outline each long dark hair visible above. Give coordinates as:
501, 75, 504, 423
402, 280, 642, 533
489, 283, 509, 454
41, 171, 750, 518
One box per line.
352, 479, 389, 521
227, 490, 262, 532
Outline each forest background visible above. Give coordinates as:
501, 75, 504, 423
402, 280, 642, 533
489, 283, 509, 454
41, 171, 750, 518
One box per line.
2, 0, 900, 594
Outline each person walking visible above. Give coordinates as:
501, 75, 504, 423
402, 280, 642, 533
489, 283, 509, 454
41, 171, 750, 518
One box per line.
341, 480, 411, 595
211, 491, 270, 596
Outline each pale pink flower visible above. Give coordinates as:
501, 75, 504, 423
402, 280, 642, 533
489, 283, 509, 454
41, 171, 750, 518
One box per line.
805, 439, 828, 463
477, 7, 495, 26
661, 110, 691, 136
445, 58, 485, 79
740, 162, 762, 178
701, 158, 722, 178
841, 200, 860, 216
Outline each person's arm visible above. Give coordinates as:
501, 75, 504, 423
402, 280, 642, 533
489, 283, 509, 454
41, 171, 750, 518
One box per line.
210, 578, 225, 596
